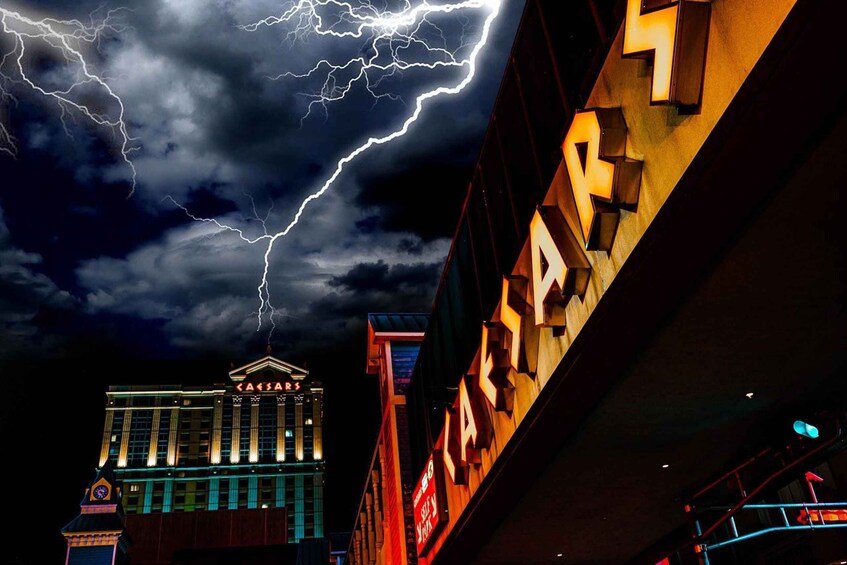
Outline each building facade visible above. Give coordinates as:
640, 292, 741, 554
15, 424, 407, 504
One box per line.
347, 314, 428, 565
351, 0, 847, 563
98, 353, 324, 545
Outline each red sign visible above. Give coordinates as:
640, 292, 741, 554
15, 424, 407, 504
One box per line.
413, 450, 448, 556
797, 508, 847, 524
234, 381, 301, 393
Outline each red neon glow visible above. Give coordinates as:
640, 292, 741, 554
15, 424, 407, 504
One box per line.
234, 381, 301, 393
413, 451, 448, 556
797, 509, 847, 524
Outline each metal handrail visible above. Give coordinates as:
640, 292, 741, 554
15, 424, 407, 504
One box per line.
702, 500, 847, 551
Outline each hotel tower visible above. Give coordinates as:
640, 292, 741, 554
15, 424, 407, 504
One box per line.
97, 352, 324, 545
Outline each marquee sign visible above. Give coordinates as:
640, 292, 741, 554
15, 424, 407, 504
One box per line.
437, 0, 713, 492
234, 381, 301, 393
418, 0, 715, 556
413, 450, 449, 556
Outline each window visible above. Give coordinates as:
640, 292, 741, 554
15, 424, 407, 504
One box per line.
304, 418, 313, 426
127, 410, 153, 466
129, 483, 140, 493
156, 410, 170, 464
285, 429, 294, 438
259, 397, 277, 462
220, 399, 232, 463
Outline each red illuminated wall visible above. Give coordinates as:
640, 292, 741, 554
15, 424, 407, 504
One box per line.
126, 507, 288, 564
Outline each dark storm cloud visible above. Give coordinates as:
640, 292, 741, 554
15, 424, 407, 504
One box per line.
123, 2, 306, 170
355, 158, 473, 241
1, 0, 525, 360
328, 260, 441, 294
256, 261, 442, 359
75, 196, 450, 357
0, 204, 76, 356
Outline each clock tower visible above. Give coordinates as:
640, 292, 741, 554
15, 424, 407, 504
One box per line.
61, 460, 130, 564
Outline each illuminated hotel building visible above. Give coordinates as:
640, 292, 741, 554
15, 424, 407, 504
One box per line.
348, 314, 428, 565
350, 0, 847, 563
98, 353, 324, 545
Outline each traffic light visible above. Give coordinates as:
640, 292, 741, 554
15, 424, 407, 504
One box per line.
793, 420, 819, 439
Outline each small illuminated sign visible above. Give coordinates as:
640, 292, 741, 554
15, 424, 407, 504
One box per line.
413, 450, 449, 556
797, 508, 847, 525
234, 381, 301, 393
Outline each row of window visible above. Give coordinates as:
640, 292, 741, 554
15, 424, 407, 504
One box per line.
108, 397, 321, 467
121, 475, 324, 542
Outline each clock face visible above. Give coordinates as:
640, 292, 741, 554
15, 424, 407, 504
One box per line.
92, 485, 109, 500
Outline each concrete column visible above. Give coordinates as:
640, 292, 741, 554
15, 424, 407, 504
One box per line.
147, 405, 161, 467
230, 396, 242, 464
117, 409, 132, 468
166, 406, 179, 466
210, 393, 224, 464
99, 409, 114, 467
312, 393, 323, 460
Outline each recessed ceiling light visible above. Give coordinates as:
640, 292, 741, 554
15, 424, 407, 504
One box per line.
662, 464, 670, 469
556, 554, 563, 558
745, 392, 754, 399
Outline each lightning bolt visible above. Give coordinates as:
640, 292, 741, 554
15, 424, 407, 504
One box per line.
170, 0, 502, 338
0, 5, 138, 193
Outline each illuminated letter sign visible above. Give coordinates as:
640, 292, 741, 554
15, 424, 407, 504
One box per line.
530, 206, 591, 329
622, 0, 711, 107
413, 450, 449, 556
499, 276, 528, 372
235, 381, 300, 393
479, 322, 513, 412
442, 406, 466, 485
562, 108, 642, 251
425, 0, 714, 507
458, 375, 491, 464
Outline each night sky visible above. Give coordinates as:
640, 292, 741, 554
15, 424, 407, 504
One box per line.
0, 0, 523, 562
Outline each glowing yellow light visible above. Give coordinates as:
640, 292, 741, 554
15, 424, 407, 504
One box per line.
479, 323, 501, 409
622, 0, 678, 103
458, 378, 479, 464
442, 409, 461, 485
561, 108, 641, 251
500, 277, 523, 371
530, 210, 569, 326
563, 111, 615, 245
